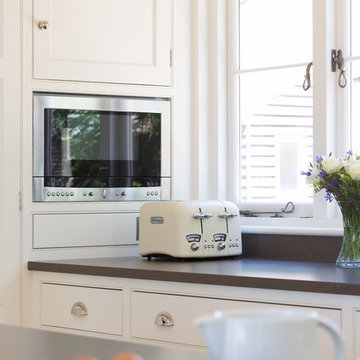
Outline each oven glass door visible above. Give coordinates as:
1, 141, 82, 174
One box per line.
44, 108, 161, 188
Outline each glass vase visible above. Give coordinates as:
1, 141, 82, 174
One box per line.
336, 201, 360, 268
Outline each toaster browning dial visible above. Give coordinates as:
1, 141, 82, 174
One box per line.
190, 243, 199, 251
186, 234, 201, 252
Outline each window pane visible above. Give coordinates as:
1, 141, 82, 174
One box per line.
240, 67, 313, 202
351, 61, 360, 152
351, 0, 360, 57
350, 0, 360, 152
239, 0, 312, 70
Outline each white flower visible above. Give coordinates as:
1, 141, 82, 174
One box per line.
342, 156, 356, 169
322, 156, 343, 174
305, 168, 320, 185
347, 161, 360, 180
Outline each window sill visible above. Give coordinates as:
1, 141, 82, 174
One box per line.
240, 217, 343, 236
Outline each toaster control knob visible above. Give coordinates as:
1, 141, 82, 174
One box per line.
217, 242, 226, 250
191, 243, 199, 251
193, 212, 213, 219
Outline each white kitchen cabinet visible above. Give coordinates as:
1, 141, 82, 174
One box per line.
41, 283, 123, 336
33, 0, 172, 86
28, 273, 348, 359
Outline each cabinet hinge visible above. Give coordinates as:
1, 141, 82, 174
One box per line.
170, 49, 173, 67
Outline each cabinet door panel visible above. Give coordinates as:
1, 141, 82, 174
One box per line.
33, 0, 172, 85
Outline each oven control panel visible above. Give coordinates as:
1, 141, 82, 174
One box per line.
35, 185, 162, 202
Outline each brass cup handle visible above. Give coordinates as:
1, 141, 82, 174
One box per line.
71, 302, 88, 317
38, 21, 49, 30
154, 311, 174, 327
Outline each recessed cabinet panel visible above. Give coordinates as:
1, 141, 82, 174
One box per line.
41, 283, 123, 336
33, 212, 138, 248
355, 311, 360, 358
131, 291, 341, 360
33, 0, 172, 85
0, 0, 3, 58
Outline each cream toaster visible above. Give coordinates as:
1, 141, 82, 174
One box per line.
139, 200, 242, 259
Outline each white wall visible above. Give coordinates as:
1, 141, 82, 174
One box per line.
0, 0, 21, 325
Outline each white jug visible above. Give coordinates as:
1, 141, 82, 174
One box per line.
194, 309, 345, 360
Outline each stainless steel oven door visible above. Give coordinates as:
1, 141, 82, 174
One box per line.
33, 93, 171, 202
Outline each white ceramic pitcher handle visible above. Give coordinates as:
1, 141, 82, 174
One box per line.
318, 315, 345, 360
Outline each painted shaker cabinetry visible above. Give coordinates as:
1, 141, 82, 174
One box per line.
29, 272, 350, 360
33, 0, 172, 86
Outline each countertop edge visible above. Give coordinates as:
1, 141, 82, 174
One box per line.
27, 261, 360, 296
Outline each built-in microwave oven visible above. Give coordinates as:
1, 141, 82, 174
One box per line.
33, 93, 171, 202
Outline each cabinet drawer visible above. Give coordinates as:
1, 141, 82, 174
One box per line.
41, 283, 123, 336
33, 212, 138, 248
131, 290, 341, 357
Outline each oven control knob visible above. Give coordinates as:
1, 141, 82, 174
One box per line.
217, 242, 226, 250
88, 192, 94, 197
191, 243, 199, 251
121, 191, 127, 196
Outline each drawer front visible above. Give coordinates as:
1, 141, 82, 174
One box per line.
33, 212, 138, 248
131, 291, 341, 359
41, 283, 123, 335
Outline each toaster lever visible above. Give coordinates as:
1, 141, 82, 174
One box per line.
219, 212, 238, 219
193, 212, 213, 219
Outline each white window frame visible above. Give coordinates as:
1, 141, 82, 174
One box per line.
226, 0, 352, 235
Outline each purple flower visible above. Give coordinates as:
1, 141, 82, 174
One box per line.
327, 179, 344, 190
315, 155, 323, 163
318, 170, 326, 178
347, 150, 353, 156
300, 171, 311, 176
325, 192, 332, 202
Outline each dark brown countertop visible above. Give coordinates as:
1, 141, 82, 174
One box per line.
28, 256, 360, 296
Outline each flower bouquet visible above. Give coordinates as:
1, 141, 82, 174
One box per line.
302, 151, 360, 268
